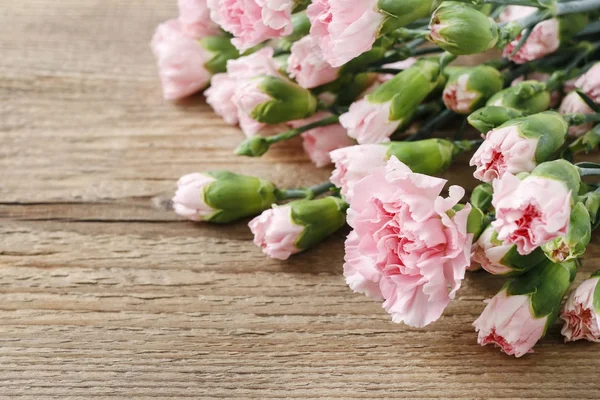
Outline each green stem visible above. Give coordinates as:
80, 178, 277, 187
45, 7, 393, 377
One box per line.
277, 182, 334, 201
556, 0, 600, 16
406, 109, 458, 141
564, 113, 600, 126
579, 168, 600, 177
509, 27, 533, 57
266, 115, 339, 145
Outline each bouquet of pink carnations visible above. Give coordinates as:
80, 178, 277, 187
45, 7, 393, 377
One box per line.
152, 0, 600, 357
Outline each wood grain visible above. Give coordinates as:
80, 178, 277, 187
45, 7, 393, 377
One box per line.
1, 1, 600, 398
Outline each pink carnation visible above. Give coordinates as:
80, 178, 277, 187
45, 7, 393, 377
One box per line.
233, 79, 273, 137
249, 205, 304, 260
172, 173, 216, 221
492, 172, 571, 255
559, 91, 595, 137
343, 157, 473, 327
561, 277, 600, 342
288, 36, 340, 89
471, 226, 514, 275
329, 144, 388, 201
205, 73, 239, 125
443, 74, 480, 114
575, 63, 600, 103
226, 47, 280, 80
339, 99, 400, 144
470, 125, 538, 183
207, 0, 293, 51
307, 0, 385, 67
474, 289, 547, 357
151, 19, 212, 101
178, 0, 220, 38
503, 19, 560, 64
290, 113, 353, 168
497, 6, 537, 23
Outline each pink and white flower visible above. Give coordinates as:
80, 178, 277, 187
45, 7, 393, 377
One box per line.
497, 5, 537, 23
233, 79, 274, 137
575, 62, 600, 103
491, 172, 571, 255
226, 47, 280, 80
178, 0, 221, 38
249, 205, 304, 260
289, 113, 353, 168
329, 144, 388, 201
288, 35, 340, 89
503, 19, 560, 64
207, 0, 293, 51
470, 125, 538, 183
151, 20, 213, 100
339, 99, 400, 144
343, 157, 473, 327
561, 276, 600, 342
474, 288, 547, 357
205, 73, 239, 125
307, 0, 385, 67
559, 91, 595, 137
471, 226, 514, 275
172, 173, 216, 221
443, 74, 480, 114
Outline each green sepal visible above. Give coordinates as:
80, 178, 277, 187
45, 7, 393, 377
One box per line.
447, 65, 503, 113
579, 191, 600, 229
593, 272, 600, 313
378, 0, 441, 34
200, 36, 240, 74
470, 183, 494, 214
467, 106, 524, 133
290, 197, 348, 251
427, 2, 500, 55
202, 171, 278, 223
568, 124, 600, 155
466, 205, 485, 240
385, 138, 456, 176
530, 160, 581, 202
542, 202, 591, 263
486, 80, 550, 115
234, 136, 270, 157
505, 260, 577, 333
251, 76, 318, 124
498, 244, 550, 277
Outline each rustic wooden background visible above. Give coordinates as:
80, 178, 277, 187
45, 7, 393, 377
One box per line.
2, 1, 600, 398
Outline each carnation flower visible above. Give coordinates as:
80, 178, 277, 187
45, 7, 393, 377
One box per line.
503, 19, 560, 64
205, 73, 239, 125
177, 0, 221, 38
288, 35, 340, 89
561, 274, 600, 342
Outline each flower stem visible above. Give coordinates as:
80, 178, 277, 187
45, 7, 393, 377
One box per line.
276, 182, 335, 201
556, 0, 600, 16
406, 109, 458, 141
579, 168, 600, 177
266, 115, 339, 145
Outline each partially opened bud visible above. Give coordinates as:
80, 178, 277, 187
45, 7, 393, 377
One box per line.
234, 76, 318, 125
340, 58, 442, 143
472, 225, 548, 276
443, 66, 503, 114
330, 138, 468, 201
559, 91, 595, 137
249, 196, 348, 260
470, 111, 568, 182
468, 106, 524, 133
575, 62, 600, 103
561, 271, 600, 342
474, 260, 577, 357
486, 80, 551, 116
428, 2, 500, 55
470, 183, 493, 213
542, 202, 592, 263
172, 171, 278, 223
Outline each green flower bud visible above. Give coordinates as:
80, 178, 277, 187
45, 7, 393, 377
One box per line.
243, 76, 317, 124
428, 2, 500, 55
542, 202, 591, 263
505, 259, 577, 334
369, 58, 443, 124
443, 65, 504, 114
234, 136, 270, 157
291, 196, 348, 251
467, 106, 525, 133
385, 138, 463, 175
486, 80, 551, 115
470, 183, 493, 213
378, 0, 442, 34
200, 36, 240, 74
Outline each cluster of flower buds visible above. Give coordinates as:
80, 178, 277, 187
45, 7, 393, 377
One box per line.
152, 0, 600, 358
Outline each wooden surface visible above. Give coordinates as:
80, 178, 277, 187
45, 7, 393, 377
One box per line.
2, 1, 600, 399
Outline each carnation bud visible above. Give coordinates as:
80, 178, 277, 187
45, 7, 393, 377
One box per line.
474, 259, 577, 357
428, 2, 500, 55
386, 138, 466, 175
378, 0, 442, 34
172, 171, 278, 223
467, 106, 524, 133
472, 225, 548, 276
249, 196, 348, 260
236, 76, 318, 124
542, 202, 592, 263
470, 183, 493, 213
443, 65, 503, 114
486, 80, 551, 116
200, 36, 240, 74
